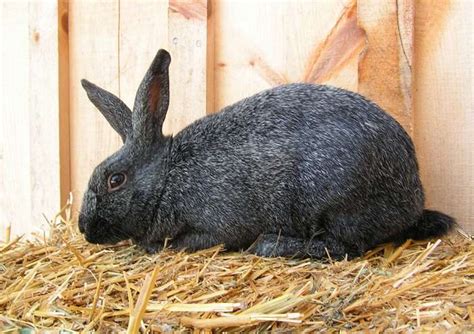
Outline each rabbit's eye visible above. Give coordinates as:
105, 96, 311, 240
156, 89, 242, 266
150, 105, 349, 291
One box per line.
108, 172, 127, 191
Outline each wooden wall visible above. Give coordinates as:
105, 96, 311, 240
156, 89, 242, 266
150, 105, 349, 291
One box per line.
0, 0, 472, 240
414, 0, 473, 234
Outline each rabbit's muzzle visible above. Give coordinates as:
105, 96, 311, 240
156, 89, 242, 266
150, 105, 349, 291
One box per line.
78, 218, 85, 234
78, 190, 128, 244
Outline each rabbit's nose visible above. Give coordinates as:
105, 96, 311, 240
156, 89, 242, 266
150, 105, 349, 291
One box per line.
78, 214, 86, 233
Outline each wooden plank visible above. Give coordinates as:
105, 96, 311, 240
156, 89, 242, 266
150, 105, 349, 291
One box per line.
166, 0, 212, 135
28, 0, 62, 231
0, 0, 62, 239
357, 0, 414, 134
0, 1, 30, 239
213, 0, 355, 111
414, 0, 473, 233
69, 0, 121, 210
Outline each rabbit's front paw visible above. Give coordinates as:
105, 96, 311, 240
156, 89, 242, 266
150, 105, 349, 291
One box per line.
136, 241, 163, 254
247, 234, 281, 257
144, 245, 162, 254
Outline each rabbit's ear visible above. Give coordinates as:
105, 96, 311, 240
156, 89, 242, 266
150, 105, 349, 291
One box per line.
132, 49, 171, 142
81, 79, 132, 142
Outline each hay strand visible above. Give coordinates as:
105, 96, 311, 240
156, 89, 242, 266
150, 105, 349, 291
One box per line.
127, 265, 160, 333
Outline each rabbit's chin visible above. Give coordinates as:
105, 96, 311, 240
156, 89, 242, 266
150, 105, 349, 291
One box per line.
82, 221, 129, 245
84, 232, 126, 245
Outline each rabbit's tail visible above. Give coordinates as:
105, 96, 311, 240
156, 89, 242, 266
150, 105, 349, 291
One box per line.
409, 209, 456, 240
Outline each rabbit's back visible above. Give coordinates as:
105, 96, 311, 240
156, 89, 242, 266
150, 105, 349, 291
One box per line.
168, 83, 423, 250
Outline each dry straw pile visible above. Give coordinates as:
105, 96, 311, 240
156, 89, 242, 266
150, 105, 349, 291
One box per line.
1, 199, 473, 333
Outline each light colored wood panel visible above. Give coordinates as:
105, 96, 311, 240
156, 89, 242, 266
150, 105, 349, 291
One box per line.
69, 0, 121, 208
28, 0, 62, 230
0, 1, 31, 239
415, 0, 473, 233
357, 0, 414, 134
166, 0, 211, 135
119, 0, 169, 110
0, 0, 61, 239
213, 0, 354, 111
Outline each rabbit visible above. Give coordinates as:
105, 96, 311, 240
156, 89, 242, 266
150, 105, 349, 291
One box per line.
78, 49, 455, 260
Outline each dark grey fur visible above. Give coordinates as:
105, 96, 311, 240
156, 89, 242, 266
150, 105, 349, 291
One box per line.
79, 49, 455, 260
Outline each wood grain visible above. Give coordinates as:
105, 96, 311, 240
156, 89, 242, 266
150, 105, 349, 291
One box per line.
0, 0, 62, 239
415, 0, 473, 232
357, 0, 414, 134
28, 0, 63, 232
0, 1, 31, 239
303, 0, 365, 88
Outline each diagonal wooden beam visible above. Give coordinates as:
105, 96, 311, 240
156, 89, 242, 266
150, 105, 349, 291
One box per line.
303, 0, 365, 86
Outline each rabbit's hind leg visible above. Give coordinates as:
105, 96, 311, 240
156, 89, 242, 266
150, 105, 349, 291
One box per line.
247, 233, 357, 260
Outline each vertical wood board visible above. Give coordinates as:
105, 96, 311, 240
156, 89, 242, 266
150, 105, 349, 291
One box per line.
28, 0, 62, 231
414, 0, 473, 232
0, 0, 62, 239
0, 1, 31, 239
166, 0, 211, 135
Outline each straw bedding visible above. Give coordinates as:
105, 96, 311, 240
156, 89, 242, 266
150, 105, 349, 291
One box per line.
1, 200, 473, 333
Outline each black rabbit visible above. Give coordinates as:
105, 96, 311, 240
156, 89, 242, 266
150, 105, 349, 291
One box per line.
78, 49, 455, 259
